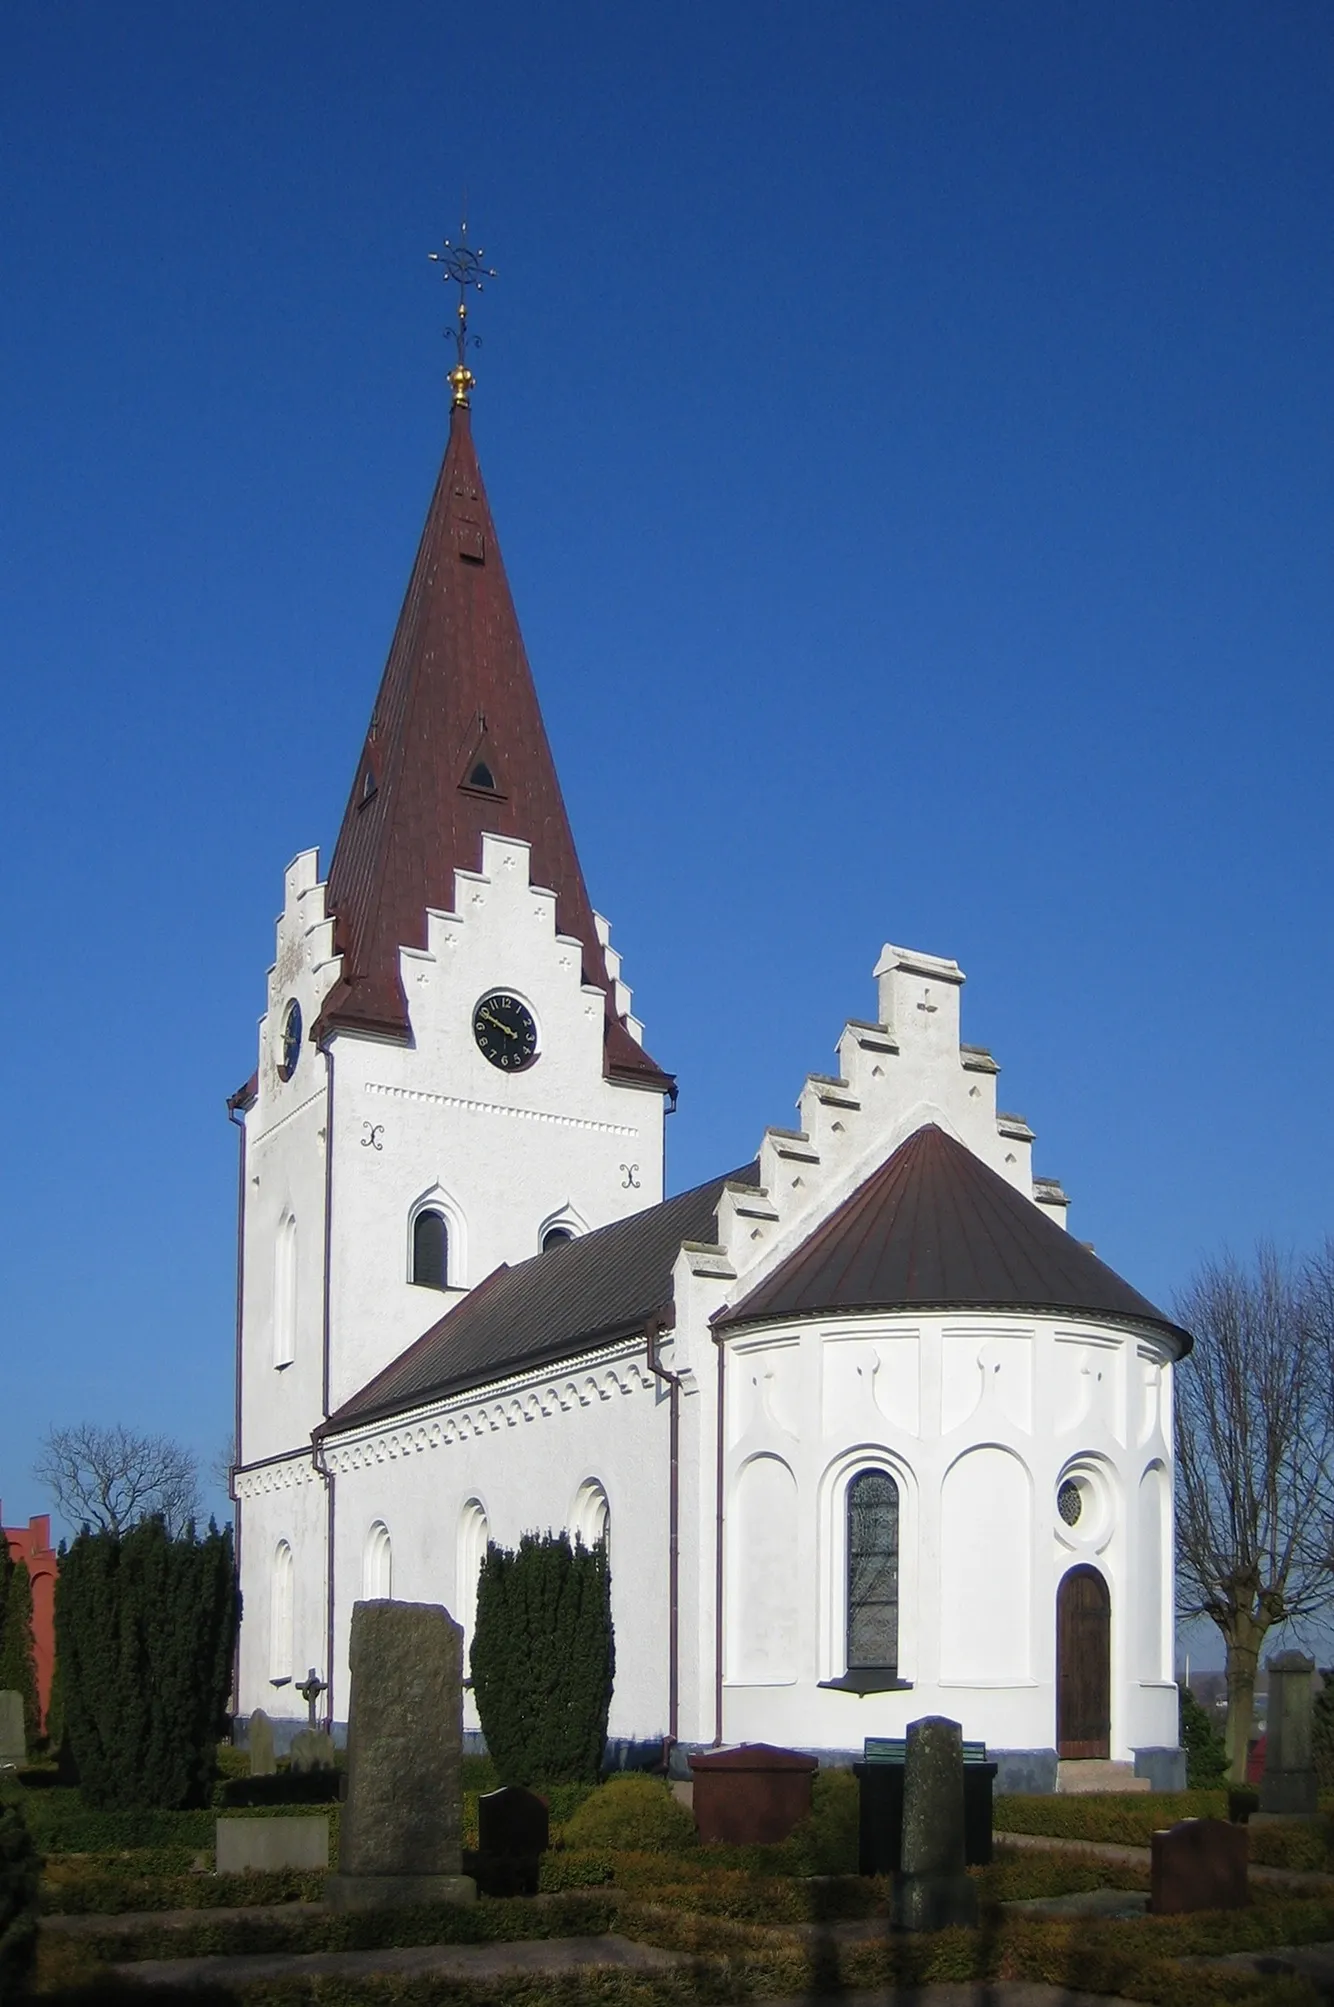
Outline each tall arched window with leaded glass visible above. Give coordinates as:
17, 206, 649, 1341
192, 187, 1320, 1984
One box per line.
847, 1468, 900, 1674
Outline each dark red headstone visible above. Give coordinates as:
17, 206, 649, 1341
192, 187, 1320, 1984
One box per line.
1150, 1817, 1249, 1914
688, 1743, 817, 1846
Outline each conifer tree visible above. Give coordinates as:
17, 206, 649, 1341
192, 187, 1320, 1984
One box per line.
56, 1519, 238, 1809
0, 1563, 40, 1752
471, 1530, 613, 1784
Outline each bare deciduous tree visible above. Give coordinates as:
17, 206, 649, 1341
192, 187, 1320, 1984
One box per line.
1174, 1246, 1334, 1780
34, 1423, 201, 1539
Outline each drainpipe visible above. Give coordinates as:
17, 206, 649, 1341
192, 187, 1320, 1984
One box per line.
313, 1037, 337, 1733
310, 1431, 336, 1735
644, 1314, 680, 1752
713, 1328, 726, 1746
226, 1096, 248, 1728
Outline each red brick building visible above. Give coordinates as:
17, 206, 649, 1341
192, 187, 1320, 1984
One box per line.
2, 1508, 58, 1732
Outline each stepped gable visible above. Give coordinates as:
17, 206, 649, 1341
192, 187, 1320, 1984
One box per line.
715, 1123, 1191, 1352
314, 402, 670, 1091
320, 1161, 762, 1433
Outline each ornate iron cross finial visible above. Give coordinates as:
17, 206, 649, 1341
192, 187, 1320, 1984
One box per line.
428, 212, 497, 409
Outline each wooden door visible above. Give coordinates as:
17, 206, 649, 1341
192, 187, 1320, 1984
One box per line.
1056, 1565, 1110, 1759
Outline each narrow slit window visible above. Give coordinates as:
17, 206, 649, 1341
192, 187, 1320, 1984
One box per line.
847, 1469, 899, 1673
412, 1209, 448, 1289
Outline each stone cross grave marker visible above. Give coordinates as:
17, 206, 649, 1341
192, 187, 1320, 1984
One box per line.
247, 1708, 276, 1777
892, 1715, 978, 1931
1259, 1651, 1318, 1816
0, 1692, 24, 1768
326, 1599, 475, 1910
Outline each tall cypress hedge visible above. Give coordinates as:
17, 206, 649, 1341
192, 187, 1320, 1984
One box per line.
470, 1531, 613, 1784
0, 1562, 40, 1751
55, 1519, 238, 1810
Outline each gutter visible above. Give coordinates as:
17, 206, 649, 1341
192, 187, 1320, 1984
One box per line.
644, 1313, 680, 1751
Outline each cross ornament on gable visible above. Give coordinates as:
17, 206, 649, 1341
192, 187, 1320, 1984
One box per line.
296, 1668, 327, 1728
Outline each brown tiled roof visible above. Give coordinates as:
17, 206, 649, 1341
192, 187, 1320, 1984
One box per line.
714, 1124, 1191, 1353
320, 1162, 762, 1435
312, 404, 670, 1092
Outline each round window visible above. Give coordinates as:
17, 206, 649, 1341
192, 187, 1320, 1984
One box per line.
1057, 1478, 1083, 1527
278, 999, 303, 1082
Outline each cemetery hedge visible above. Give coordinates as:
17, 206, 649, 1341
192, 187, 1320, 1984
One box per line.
55, 1519, 237, 1810
561, 1775, 696, 1854
471, 1531, 613, 1785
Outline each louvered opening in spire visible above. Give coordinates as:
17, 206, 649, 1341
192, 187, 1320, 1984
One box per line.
313, 405, 670, 1092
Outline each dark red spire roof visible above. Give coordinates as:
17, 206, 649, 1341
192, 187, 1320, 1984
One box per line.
314, 404, 670, 1091
715, 1123, 1191, 1352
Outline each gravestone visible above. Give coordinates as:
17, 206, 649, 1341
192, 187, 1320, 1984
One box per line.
1259, 1651, 1318, 1816
290, 1727, 337, 1773
0, 1691, 24, 1768
891, 1715, 978, 1931
473, 1786, 550, 1895
688, 1744, 817, 1846
326, 1599, 475, 1910
1150, 1817, 1249, 1913
217, 1813, 329, 1873
247, 1708, 276, 1777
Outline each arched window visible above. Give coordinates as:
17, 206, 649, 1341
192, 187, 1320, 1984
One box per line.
846, 1469, 899, 1674
467, 761, 496, 790
571, 1479, 610, 1558
273, 1213, 297, 1367
457, 1499, 489, 1654
271, 1541, 294, 1681
412, 1209, 448, 1289
363, 1521, 393, 1601
542, 1225, 574, 1250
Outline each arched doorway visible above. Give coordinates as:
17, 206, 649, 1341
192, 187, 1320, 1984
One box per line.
1056, 1565, 1110, 1758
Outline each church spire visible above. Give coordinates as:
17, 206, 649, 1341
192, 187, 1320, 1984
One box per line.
314, 318, 670, 1092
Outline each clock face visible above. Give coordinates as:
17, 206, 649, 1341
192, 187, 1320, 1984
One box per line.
279, 999, 302, 1082
473, 991, 538, 1071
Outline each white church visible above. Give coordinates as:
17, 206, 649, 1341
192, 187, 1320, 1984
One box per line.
229, 352, 1190, 1792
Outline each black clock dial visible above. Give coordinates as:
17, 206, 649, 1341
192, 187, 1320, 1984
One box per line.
473, 991, 538, 1071
279, 999, 302, 1082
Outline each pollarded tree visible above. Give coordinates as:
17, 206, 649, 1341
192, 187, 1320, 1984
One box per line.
1174, 1245, 1334, 1781
470, 1530, 614, 1785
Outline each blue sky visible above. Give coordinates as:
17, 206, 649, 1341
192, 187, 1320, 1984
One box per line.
3, 4, 1332, 1626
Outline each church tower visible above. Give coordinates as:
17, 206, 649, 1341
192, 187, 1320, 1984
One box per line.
230, 332, 671, 1705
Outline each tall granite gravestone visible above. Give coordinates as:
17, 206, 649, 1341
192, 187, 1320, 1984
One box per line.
247, 1709, 276, 1777
1259, 1651, 1318, 1816
0, 1691, 24, 1768
326, 1600, 475, 1910
892, 1715, 978, 1931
